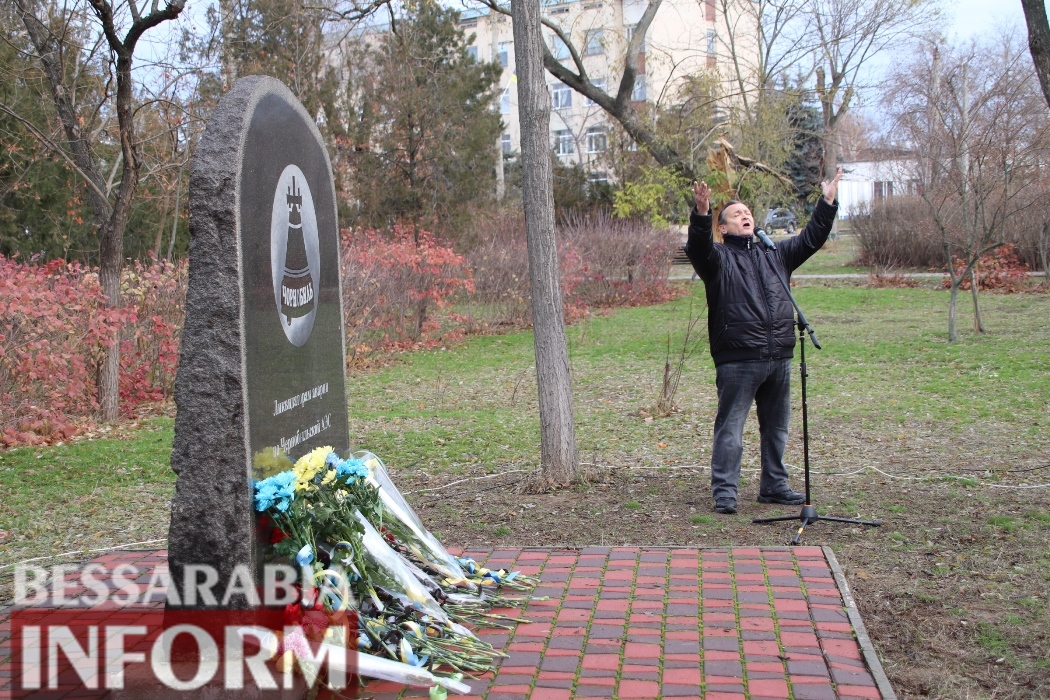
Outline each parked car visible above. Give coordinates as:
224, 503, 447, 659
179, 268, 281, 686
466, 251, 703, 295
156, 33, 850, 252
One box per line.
764, 207, 797, 234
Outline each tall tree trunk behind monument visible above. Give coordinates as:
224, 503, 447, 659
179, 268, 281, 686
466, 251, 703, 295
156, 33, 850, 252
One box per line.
220, 0, 238, 89
1022, 0, 1050, 110
511, 0, 579, 485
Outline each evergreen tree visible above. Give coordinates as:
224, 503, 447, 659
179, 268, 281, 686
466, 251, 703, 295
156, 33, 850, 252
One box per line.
0, 8, 102, 259
784, 97, 824, 210
341, 0, 503, 235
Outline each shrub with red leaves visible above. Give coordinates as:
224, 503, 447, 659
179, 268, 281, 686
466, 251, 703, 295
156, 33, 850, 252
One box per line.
943, 245, 1032, 293
0, 255, 185, 447
561, 210, 681, 309
460, 209, 682, 330
2, 214, 681, 446
340, 226, 475, 356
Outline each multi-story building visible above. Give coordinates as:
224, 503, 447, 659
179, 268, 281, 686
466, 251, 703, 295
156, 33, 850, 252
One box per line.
459, 0, 758, 182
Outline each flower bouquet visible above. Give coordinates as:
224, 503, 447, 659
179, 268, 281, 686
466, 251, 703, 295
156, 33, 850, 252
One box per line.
252, 445, 535, 694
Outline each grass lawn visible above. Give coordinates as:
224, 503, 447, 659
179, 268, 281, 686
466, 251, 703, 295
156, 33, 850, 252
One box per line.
793, 232, 872, 275
2, 282, 1048, 698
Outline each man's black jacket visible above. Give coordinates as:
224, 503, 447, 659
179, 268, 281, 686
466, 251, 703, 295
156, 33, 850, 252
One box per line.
685, 198, 838, 366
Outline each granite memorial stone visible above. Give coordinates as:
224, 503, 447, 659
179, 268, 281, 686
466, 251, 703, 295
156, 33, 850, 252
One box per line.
168, 76, 350, 606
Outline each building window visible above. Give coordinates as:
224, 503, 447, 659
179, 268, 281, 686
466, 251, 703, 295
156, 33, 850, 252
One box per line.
631, 75, 646, 102
502, 133, 512, 154
585, 78, 606, 106
706, 29, 717, 56
586, 127, 606, 153
874, 181, 894, 199
498, 42, 511, 67
626, 25, 645, 51
551, 81, 572, 110
584, 29, 604, 56
552, 34, 570, 60
500, 87, 511, 114
588, 171, 609, 186
553, 129, 575, 156
467, 46, 479, 61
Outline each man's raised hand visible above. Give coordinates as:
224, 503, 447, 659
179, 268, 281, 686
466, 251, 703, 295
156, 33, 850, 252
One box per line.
693, 180, 711, 214
822, 167, 843, 205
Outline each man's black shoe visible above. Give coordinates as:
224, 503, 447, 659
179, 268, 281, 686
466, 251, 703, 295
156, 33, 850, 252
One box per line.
757, 490, 805, 506
713, 499, 738, 514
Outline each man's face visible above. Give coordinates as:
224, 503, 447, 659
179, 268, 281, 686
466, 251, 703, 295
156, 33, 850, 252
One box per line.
720, 203, 754, 237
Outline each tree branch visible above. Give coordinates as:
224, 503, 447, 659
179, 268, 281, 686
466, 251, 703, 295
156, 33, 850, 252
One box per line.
0, 101, 109, 204
305, 0, 394, 24
616, 0, 661, 110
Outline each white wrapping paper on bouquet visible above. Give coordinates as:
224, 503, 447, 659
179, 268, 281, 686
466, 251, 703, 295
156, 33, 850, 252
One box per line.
352, 510, 449, 622
359, 452, 474, 587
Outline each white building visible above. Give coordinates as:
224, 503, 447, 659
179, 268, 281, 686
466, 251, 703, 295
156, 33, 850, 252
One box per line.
459, 0, 759, 181
837, 156, 921, 218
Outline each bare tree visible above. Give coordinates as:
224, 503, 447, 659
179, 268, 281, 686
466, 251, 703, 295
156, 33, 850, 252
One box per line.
511, 0, 579, 485
9, 0, 185, 420
1022, 0, 1050, 110
886, 36, 1050, 341
716, 0, 815, 122
810, 0, 935, 178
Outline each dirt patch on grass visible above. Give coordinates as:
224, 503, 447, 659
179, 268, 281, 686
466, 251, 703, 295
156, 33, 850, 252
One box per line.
389, 416, 1050, 700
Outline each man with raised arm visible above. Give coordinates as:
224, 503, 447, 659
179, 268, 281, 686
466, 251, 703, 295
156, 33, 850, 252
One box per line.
685, 170, 843, 514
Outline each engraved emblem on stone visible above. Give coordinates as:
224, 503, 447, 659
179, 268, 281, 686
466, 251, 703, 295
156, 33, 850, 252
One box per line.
270, 164, 320, 346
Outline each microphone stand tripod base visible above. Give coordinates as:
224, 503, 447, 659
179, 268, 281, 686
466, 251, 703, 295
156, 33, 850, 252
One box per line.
752, 505, 882, 546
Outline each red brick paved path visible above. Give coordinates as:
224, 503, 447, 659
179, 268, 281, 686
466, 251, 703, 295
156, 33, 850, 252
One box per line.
0, 547, 893, 700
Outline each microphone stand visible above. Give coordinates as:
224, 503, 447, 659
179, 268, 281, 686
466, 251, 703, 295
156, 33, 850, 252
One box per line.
750, 232, 881, 545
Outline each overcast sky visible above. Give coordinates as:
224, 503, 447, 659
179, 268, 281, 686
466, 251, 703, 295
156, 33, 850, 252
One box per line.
949, 0, 1030, 40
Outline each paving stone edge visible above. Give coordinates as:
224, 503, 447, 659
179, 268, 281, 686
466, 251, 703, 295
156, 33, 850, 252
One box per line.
823, 546, 897, 700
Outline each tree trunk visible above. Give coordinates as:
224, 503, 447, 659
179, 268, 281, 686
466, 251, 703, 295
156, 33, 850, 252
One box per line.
220, 0, 238, 90
1039, 220, 1049, 276
512, 0, 579, 485
1022, 0, 1050, 110
167, 171, 182, 261
154, 194, 168, 258
822, 121, 840, 181
948, 282, 959, 342
815, 64, 854, 181
97, 217, 122, 421
970, 266, 985, 333
495, 134, 506, 201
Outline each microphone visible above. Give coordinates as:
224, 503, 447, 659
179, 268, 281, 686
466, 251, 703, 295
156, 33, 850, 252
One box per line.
753, 226, 777, 250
